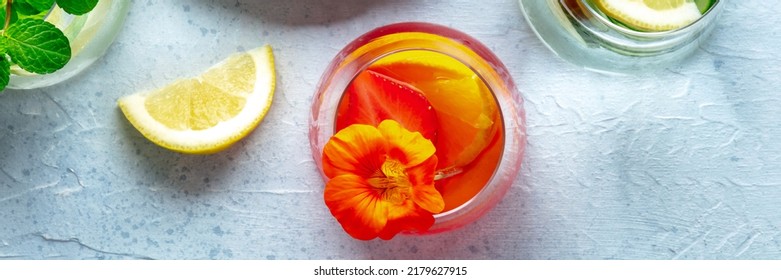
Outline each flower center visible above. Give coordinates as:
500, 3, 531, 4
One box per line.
366, 158, 412, 205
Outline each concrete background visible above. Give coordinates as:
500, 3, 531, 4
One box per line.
1, 0, 780, 259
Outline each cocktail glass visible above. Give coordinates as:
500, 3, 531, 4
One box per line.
310, 22, 526, 235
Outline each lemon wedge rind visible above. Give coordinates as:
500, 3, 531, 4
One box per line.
118, 45, 276, 154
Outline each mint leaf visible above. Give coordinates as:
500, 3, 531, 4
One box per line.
14, 0, 55, 15
56, 0, 98, 15
12, 1, 41, 16
5, 19, 71, 74
0, 56, 10, 91
1, 6, 20, 25
0, 36, 7, 54
18, 0, 56, 12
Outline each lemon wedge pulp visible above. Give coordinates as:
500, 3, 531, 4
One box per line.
595, 0, 702, 32
118, 45, 276, 154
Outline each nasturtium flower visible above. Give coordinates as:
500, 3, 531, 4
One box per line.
322, 119, 444, 240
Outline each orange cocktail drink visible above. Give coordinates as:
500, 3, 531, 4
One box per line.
310, 22, 526, 240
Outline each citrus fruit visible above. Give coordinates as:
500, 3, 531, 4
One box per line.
595, 0, 702, 32
437, 128, 503, 212
336, 70, 438, 141
118, 45, 275, 154
368, 50, 499, 169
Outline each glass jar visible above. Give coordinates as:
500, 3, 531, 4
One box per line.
519, 0, 724, 74
309, 22, 526, 234
7, 0, 130, 89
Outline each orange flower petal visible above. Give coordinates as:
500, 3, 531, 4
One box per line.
377, 119, 435, 167
322, 124, 387, 179
378, 203, 436, 240
324, 174, 389, 240
408, 157, 445, 214
322, 120, 444, 240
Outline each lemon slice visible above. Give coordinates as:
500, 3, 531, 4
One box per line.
118, 45, 276, 154
595, 0, 702, 32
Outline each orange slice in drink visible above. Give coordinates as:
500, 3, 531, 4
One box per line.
437, 126, 503, 211
369, 50, 499, 169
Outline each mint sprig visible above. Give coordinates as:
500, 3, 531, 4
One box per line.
0, 0, 99, 91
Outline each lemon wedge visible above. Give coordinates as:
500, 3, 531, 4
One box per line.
595, 0, 702, 32
118, 45, 276, 154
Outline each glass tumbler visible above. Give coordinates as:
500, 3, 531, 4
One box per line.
309, 22, 527, 234
7, 0, 131, 89
519, 0, 724, 74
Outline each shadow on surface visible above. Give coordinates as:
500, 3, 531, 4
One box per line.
114, 108, 249, 195
197, 0, 410, 26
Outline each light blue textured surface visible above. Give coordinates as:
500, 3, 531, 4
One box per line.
1, 0, 780, 259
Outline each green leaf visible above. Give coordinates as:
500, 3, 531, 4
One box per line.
12, 2, 40, 16
5, 19, 71, 74
56, 0, 98, 16
14, 0, 55, 15
0, 55, 10, 91
19, 0, 56, 12
0, 36, 7, 54
1, 6, 20, 25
